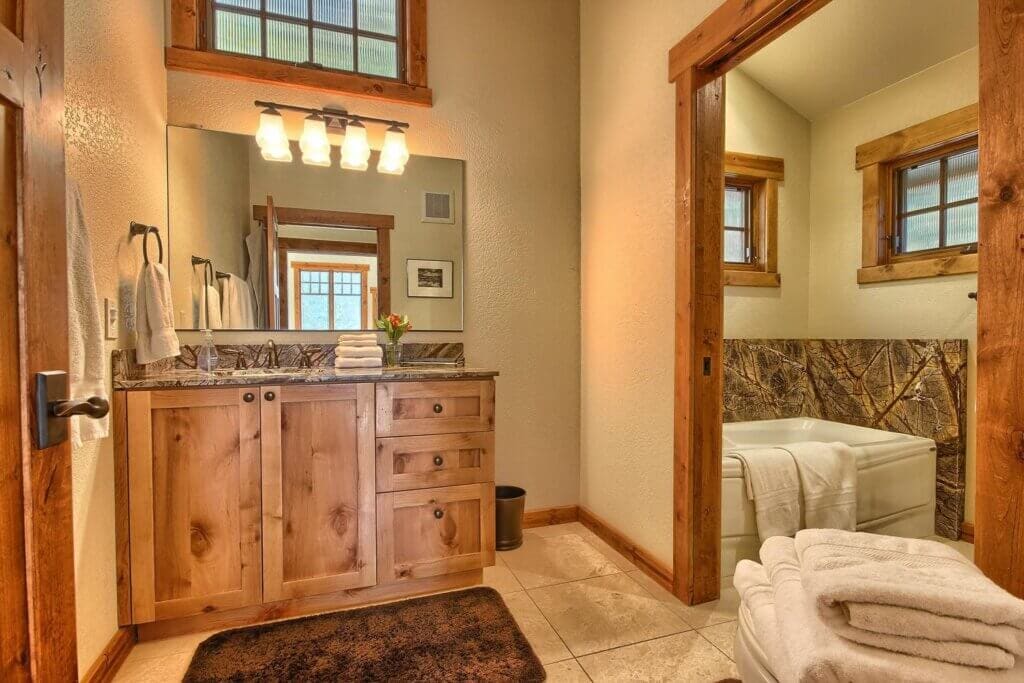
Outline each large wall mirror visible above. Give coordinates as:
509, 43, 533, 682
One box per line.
167, 126, 464, 331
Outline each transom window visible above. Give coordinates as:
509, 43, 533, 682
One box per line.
295, 262, 369, 330
211, 0, 403, 79
894, 143, 978, 256
724, 183, 753, 265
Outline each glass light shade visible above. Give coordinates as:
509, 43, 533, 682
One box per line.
377, 126, 410, 175
299, 115, 331, 167
256, 109, 287, 149
340, 120, 371, 171
261, 144, 294, 162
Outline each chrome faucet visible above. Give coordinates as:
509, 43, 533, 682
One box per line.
265, 339, 280, 369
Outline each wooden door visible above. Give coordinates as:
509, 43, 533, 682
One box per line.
265, 195, 281, 328
126, 389, 263, 623
0, 0, 76, 678
261, 384, 377, 602
376, 483, 495, 583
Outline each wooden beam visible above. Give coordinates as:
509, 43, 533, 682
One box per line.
855, 104, 979, 169
253, 205, 394, 231
724, 151, 784, 180
170, 0, 201, 50
674, 70, 724, 605
405, 0, 428, 88
976, 0, 1024, 598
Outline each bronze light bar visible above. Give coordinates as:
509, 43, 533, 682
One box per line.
253, 100, 410, 130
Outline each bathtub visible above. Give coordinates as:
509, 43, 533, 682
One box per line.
722, 417, 936, 579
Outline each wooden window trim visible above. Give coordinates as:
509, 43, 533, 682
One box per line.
167, 0, 431, 107
857, 105, 979, 284
293, 261, 370, 330
278, 237, 378, 326
723, 151, 782, 287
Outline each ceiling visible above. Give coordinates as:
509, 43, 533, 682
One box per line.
737, 0, 978, 120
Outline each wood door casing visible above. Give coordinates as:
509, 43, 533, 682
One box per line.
264, 195, 280, 328
127, 389, 263, 623
376, 380, 495, 437
376, 483, 495, 583
261, 384, 377, 602
376, 432, 495, 492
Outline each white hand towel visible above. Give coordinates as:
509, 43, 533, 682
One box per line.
760, 536, 1024, 682
335, 344, 383, 359
220, 274, 256, 328
134, 262, 180, 365
335, 357, 383, 369
198, 285, 223, 329
727, 448, 801, 540
795, 529, 1024, 669
337, 333, 378, 346
66, 182, 109, 446
245, 230, 264, 323
784, 441, 857, 531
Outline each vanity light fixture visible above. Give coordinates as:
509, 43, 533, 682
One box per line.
253, 100, 410, 174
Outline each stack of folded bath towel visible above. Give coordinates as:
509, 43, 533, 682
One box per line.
334, 332, 383, 369
736, 529, 1024, 681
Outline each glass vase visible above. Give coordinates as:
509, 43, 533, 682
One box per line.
385, 341, 402, 368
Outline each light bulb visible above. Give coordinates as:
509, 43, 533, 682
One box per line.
299, 114, 331, 167
377, 125, 410, 175
340, 120, 370, 171
256, 108, 291, 163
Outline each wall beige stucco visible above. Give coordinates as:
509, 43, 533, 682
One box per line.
64, 0, 169, 676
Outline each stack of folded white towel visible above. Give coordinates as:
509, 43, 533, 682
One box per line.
736, 529, 1024, 681
334, 333, 383, 369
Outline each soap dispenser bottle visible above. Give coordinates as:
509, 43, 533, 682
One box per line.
197, 330, 219, 373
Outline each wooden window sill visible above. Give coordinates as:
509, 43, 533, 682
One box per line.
857, 253, 977, 284
723, 270, 780, 287
165, 47, 433, 107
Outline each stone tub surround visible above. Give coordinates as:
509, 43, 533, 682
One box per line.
723, 339, 968, 539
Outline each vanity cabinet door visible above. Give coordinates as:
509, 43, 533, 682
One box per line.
260, 384, 377, 602
376, 483, 495, 583
126, 389, 263, 624
376, 380, 495, 437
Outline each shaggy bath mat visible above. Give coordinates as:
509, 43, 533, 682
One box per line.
182, 587, 545, 682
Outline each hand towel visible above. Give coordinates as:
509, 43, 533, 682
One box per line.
734, 560, 793, 682
135, 262, 181, 365
335, 357, 383, 369
784, 441, 857, 531
337, 333, 378, 346
66, 182, 109, 446
220, 273, 256, 328
727, 448, 801, 540
795, 528, 1024, 669
335, 344, 383, 359
197, 284, 223, 329
760, 536, 1024, 682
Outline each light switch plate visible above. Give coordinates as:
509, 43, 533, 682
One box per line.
104, 298, 118, 340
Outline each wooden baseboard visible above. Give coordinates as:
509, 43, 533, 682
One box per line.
961, 521, 974, 543
522, 505, 579, 529
577, 506, 674, 593
81, 626, 136, 683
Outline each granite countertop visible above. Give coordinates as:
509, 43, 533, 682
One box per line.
113, 365, 499, 390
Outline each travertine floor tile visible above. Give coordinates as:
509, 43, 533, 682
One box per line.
126, 631, 215, 661
578, 530, 637, 573
114, 652, 192, 682
578, 631, 738, 682
544, 658, 592, 682
502, 591, 573, 664
503, 533, 620, 589
699, 620, 738, 660
529, 573, 689, 656
628, 570, 741, 629
484, 562, 524, 594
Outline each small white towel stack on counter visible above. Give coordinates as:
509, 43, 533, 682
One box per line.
736, 529, 1024, 682
334, 333, 383, 369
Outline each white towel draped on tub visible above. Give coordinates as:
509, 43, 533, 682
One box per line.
784, 441, 857, 531
727, 448, 801, 540
66, 182, 109, 446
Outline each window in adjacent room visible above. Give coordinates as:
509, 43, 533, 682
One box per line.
724, 182, 754, 265
294, 262, 369, 330
722, 152, 784, 287
893, 143, 978, 256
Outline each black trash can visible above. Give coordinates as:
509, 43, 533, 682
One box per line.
495, 485, 526, 550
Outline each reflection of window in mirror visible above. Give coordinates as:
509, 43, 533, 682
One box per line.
295, 262, 371, 331
722, 152, 783, 288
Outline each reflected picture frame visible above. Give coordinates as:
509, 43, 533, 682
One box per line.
407, 259, 454, 299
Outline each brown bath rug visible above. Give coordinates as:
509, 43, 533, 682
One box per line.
183, 587, 545, 682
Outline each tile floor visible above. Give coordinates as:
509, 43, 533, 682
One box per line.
113, 525, 975, 682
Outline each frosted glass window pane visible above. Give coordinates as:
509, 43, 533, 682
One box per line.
724, 186, 747, 228
216, 0, 260, 10
314, 0, 354, 27
357, 0, 398, 35
901, 211, 940, 252
301, 295, 330, 329
900, 160, 940, 212
268, 0, 308, 19
334, 296, 362, 329
358, 37, 397, 78
267, 19, 309, 63
313, 29, 354, 70
945, 203, 978, 246
724, 231, 746, 263
215, 10, 262, 56
946, 148, 979, 203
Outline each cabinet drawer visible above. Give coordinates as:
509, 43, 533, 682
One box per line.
376, 483, 495, 583
376, 432, 495, 492
376, 380, 495, 437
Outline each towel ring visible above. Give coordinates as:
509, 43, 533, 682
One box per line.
130, 221, 163, 265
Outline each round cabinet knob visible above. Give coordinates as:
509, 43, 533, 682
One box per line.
243, 392, 255, 403
433, 508, 445, 519
433, 403, 444, 414
433, 455, 444, 467
264, 391, 276, 402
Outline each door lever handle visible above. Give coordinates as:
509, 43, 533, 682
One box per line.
34, 370, 109, 449
52, 396, 110, 419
